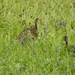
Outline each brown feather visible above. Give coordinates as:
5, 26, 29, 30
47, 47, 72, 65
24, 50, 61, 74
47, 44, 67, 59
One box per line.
18, 18, 39, 41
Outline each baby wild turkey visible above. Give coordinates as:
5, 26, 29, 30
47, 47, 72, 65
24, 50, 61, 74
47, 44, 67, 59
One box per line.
18, 18, 39, 43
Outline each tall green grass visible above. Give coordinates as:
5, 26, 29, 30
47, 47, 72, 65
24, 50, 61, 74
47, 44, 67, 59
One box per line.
0, 0, 75, 75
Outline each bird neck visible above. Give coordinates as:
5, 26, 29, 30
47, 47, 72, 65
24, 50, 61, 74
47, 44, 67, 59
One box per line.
35, 21, 38, 30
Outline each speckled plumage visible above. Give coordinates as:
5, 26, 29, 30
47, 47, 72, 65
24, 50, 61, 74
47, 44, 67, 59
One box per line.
18, 18, 39, 43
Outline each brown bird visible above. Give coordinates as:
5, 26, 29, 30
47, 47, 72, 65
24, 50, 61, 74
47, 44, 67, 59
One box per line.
18, 18, 40, 43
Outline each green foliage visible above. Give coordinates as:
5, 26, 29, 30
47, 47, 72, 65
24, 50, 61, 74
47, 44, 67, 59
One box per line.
0, 0, 75, 75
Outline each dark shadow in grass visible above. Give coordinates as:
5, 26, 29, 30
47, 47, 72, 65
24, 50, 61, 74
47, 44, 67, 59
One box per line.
73, 2, 75, 8
63, 35, 68, 46
71, 46, 75, 57
22, 20, 26, 25
32, 50, 36, 55
71, 21, 75, 29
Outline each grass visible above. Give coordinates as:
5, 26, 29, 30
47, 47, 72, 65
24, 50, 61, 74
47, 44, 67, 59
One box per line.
0, 0, 75, 75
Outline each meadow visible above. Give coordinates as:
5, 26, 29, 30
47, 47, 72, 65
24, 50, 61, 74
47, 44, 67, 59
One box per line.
0, 0, 75, 75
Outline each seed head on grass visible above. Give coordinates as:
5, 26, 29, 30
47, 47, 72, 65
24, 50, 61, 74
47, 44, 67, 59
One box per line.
21, 39, 25, 45
18, 66, 26, 72
59, 21, 66, 27
43, 28, 46, 35
19, 66, 23, 71
60, 21, 63, 25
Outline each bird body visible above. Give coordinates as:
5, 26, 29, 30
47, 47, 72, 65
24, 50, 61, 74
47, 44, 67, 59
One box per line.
18, 18, 39, 43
